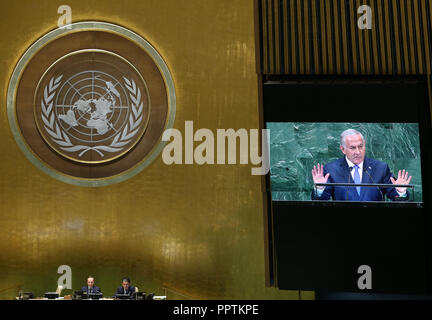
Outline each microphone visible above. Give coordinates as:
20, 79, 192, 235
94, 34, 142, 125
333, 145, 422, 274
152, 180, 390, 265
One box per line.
364, 166, 384, 201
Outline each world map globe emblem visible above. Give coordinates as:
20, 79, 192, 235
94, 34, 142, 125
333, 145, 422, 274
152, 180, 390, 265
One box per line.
34, 50, 151, 163
58, 71, 127, 140
8, 22, 175, 186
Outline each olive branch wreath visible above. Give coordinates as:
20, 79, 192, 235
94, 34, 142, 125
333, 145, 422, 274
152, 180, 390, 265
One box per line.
40, 75, 143, 158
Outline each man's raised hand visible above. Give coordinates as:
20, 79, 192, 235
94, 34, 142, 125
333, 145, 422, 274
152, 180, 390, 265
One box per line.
312, 163, 330, 190
390, 169, 412, 194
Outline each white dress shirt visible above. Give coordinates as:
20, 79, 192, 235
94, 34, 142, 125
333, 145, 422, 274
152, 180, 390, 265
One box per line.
345, 158, 363, 182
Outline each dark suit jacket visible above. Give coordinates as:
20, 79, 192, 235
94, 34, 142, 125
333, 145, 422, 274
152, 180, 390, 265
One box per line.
311, 156, 407, 201
115, 285, 136, 296
81, 285, 101, 294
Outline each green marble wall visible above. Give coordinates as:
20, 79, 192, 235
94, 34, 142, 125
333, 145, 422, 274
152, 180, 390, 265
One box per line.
267, 122, 423, 202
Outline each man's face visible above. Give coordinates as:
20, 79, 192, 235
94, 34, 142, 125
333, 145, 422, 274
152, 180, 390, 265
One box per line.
122, 281, 129, 289
340, 134, 365, 165
87, 278, 94, 287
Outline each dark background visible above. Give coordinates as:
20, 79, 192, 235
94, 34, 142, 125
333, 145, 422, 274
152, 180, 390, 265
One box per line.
264, 76, 432, 294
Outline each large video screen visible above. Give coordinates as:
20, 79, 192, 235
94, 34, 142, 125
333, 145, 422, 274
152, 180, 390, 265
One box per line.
267, 122, 423, 203
263, 78, 432, 294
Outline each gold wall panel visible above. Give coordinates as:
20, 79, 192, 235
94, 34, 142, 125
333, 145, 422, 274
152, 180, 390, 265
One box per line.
0, 0, 310, 299
259, 0, 432, 75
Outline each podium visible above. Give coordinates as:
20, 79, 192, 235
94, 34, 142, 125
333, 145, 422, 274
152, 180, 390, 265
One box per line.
314, 182, 417, 202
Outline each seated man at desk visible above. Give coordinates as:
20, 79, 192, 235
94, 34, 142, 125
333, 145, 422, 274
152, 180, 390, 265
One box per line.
311, 129, 412, 201
81, 276, 101, 294
114, 277, 136, 296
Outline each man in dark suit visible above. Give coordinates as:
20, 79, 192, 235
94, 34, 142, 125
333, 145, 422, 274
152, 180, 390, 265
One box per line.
311, 129, 412, 201
81, 276, 101, 294
114, 277, 136, 296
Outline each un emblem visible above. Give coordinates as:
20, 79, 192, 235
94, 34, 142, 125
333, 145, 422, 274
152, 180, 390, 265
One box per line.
8, 22, 175, 186
35, 50, 150, 163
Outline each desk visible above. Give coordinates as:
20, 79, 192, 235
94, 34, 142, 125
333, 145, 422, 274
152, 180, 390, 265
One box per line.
17, 296, 167, 300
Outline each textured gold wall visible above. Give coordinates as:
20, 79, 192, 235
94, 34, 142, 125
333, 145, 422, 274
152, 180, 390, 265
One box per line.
0, 0, 309, 299
259, 0, 432, 75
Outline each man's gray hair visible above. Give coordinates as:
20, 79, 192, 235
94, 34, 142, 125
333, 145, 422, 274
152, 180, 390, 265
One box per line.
340, 129, 365, 147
